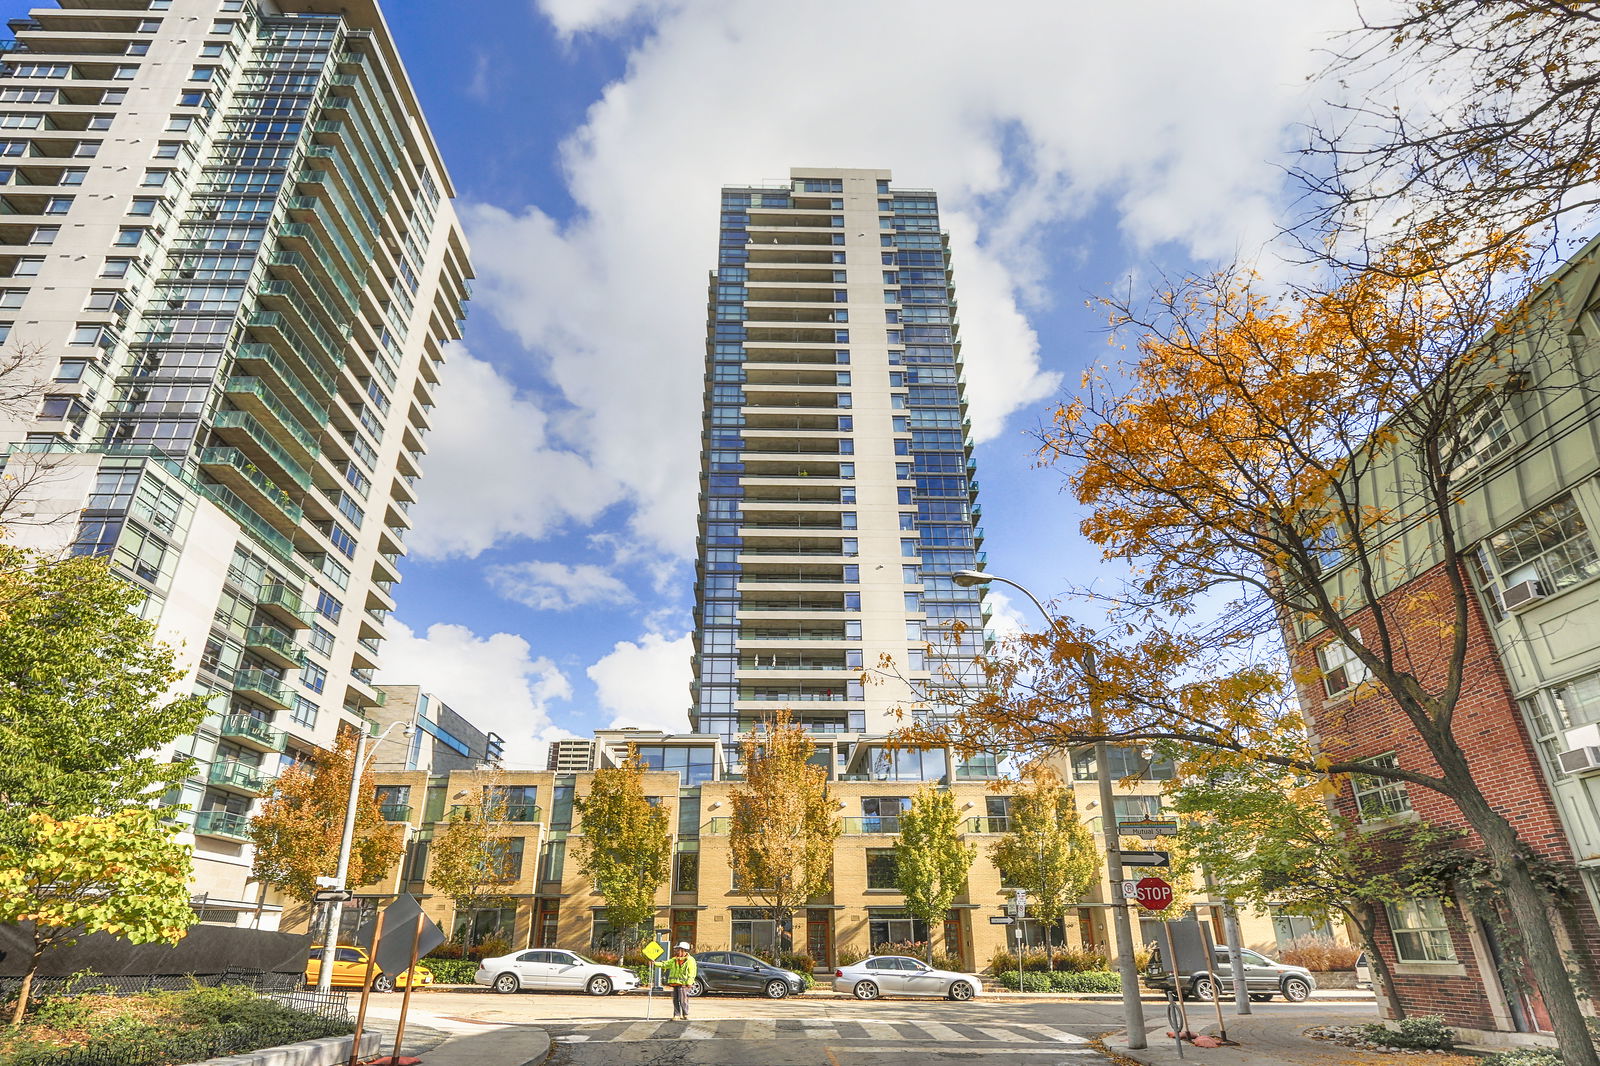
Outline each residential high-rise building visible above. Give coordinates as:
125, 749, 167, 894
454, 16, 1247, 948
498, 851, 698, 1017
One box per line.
546, 737, 596, 773
0, 0, 471, 927
691, 167, 988, 775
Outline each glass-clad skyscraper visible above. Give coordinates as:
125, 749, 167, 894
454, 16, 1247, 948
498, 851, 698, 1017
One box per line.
690, 167, 988, 775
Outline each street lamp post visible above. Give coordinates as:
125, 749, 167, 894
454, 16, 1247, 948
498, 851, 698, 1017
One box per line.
951, 569, 1148, 1051
314, 716, 416, 993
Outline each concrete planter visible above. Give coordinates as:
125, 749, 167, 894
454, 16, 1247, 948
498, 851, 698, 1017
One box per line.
178, 1029, 380, 1066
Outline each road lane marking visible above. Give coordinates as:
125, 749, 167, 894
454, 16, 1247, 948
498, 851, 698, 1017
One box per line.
1015, 1023, 1089, 1043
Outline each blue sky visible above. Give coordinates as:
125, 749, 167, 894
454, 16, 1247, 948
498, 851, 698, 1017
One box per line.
372, 0, 1356, 763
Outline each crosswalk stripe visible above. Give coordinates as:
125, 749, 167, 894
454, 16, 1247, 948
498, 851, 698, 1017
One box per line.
1015, 1022, 1088, 1043
900, 1020, 967, 1041
975, 1026, 1030, 1042
614, 1021, 659, 1041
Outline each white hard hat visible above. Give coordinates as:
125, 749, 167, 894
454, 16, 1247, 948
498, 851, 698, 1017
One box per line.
676, 942, 691, 949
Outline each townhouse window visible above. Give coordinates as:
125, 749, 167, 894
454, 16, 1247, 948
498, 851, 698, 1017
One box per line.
1351, 752, 1412, 822
1450, 396, 1514, 477
488, 837, 524, 880
1387, 899, 1456, 963
1478, 494, 1600, 600
1316, 631, 1369, 697
865, 848, 900, 890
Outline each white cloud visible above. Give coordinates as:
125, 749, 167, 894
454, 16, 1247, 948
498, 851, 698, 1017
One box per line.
487, 560, 633, 610
377, 620, 576, 765
586, 631, 694, 734
406, 344, 624, 559
461, 0, 1347, 558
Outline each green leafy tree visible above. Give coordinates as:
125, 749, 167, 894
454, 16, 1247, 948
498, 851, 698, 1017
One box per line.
989, 766, 1100, 971
0, 808, 196, 1025
0, 546, 208, 843
248, 728, 403, 913
428, 783, 521, 948
730, 710, 840, 953
894, 786, 976, 964
1171, 747, 1451, 1019
572, 752, 672, 955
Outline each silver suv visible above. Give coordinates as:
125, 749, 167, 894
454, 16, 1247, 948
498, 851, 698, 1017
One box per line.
1144, 945, 1316, 1003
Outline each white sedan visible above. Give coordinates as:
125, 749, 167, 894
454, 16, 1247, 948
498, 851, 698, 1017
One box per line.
833, 956, 983, 1001
475, 948, 640, 996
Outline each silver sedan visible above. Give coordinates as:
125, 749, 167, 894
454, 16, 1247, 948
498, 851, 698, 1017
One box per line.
833, 956, 983, 1001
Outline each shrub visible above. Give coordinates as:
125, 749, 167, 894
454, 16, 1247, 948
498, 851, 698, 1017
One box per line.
994, 970, 1120, 993
623, 950, 652, 969
426, 940, 464, 960
987, 948, 1019, 974
873, 940, 929, 959
1481, 1051, 1562, 1066
1279, 940, 1361, 972
590, 950, 622, 966
932, 952, 965, 973
777, 952, 815, 974
417, 958, 478, 984
1360, 1016, 1455, 1050
1054, 947, 1110, 973
836, 948, 865, 967
470, 934, 511, 961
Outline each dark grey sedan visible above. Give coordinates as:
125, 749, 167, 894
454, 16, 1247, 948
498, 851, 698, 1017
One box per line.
688, 951, 806, 999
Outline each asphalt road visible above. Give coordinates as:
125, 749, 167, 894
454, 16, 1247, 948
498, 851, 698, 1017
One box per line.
370, 988, 1374, 1066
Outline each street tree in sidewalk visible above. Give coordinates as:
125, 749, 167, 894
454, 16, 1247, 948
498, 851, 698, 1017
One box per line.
893, 786, 976, 965
429, 781, 522, 950
987, 765, 1099, 972
900, 237, 1600, 1062
571, 752, 671, 956
248, 727, 403, 920
0, 808, 196, 1025
729, 709, 840, 954
0, 545, 208, 847
1169, 743, 1452, 1019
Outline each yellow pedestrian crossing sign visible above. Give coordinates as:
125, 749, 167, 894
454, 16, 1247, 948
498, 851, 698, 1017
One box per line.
642, 941, 664, 961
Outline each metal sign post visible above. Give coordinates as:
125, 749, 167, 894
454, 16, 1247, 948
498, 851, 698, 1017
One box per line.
642, 939, 665, 1019
347, 907, 387, 1066
1198, 921, 1238, 1047
1161, 922, 1189, 1058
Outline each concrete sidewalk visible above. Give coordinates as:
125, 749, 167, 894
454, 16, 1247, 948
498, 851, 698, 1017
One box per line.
1100, 1010, 1478, 1065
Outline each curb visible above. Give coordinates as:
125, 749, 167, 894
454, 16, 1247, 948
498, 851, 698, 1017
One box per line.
178, 1030, 380, 1066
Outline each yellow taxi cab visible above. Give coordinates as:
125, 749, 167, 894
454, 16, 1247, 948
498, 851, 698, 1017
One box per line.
306, 945, 434, 992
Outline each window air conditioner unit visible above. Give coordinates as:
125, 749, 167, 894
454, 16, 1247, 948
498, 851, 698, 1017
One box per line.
1557, 746, 1600, 775
1502, 579, 1544, 611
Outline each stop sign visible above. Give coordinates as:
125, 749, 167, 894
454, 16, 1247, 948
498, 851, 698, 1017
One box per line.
1134, 876, 1173, 911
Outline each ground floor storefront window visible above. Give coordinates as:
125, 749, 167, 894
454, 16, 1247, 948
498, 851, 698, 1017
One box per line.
731, 907, 778, 955
868, 909, 928, 955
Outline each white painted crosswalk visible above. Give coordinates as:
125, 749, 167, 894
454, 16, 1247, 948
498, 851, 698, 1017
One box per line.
546, 1017, 1094, 1047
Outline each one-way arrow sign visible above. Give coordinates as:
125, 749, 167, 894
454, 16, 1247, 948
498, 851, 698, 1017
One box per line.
1121, 850, 1171, 868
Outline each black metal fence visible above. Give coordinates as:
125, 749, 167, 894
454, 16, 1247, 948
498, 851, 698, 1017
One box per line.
0, 966, 309, 1002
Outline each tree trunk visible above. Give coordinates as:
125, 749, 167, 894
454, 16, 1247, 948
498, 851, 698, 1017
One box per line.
1349, 905, 1406, 1021
1450, 776, 1597, 1066
9, 939, 44, 1027
1044, 917, 1055, 973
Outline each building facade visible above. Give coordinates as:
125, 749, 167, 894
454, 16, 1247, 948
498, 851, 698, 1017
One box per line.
371, 729, 1299, 971
691, 167, 988, 761
0, 0, 470, 927
1288, 237, 1600, 1046
370, 685, 502, 774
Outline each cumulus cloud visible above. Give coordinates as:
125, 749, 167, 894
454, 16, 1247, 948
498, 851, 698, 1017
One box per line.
487, 560, 634, 610
586, 632, 694, 734
458, 0, 1347, 559
406, 345, 623, 559
377, 620, 576, 764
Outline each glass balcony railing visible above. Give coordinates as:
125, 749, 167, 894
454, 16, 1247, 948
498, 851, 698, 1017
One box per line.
244, 625, 306, 667
197, 448, 303, 526
233, 669, 291, 709
378, 804, 412, 822
219, 713, 286, 753
705, 817, 731, 835
963, 816, 1010, 834
841, 816, 902, 835
207, 759, 274, 795
193, 810, 251, 841
258, 582, 309, 617
446, 803, 541, 823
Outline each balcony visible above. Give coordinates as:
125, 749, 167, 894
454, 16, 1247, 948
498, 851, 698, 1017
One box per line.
447, 803, 542, 823
257, 583, 313, 628
219, 713, 286, 754
193, 809, 251, 842
378, 804, 413, 822
197, 447, 303, 534
244, 626, 306, 670
963, 816, 1010, 834
840, 816, 904, 834
207, 759, 275, 796
233, 670, 292, 711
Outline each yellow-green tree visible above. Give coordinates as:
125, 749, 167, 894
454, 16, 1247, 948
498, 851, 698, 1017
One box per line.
729, 710, 840, 954
893, 786, 975, 964
571, 753, 672, 954
429, 784, 520, 949
249, 728, 403, 910
988, 766, 1099, 971
0, 809, 196, 1024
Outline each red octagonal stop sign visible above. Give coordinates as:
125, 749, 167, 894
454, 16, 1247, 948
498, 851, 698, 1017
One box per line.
1134, 876, 1173, 911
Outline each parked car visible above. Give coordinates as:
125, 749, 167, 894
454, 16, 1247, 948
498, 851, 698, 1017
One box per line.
687, 951, 806, 999
475, 948, 640, 996
833, 956, 982, 1001
1143, 945, 1315, 1003
1354, 951, 1372, 990
305, 945, 433, 993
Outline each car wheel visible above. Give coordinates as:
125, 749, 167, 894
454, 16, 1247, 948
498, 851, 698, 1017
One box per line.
1249, 993, 1273, 1002
948, 980, 975, 1002
371, 974, 396, 994
1282, 977, 1311, 1003
492, 972, 520, 994
853, 980, 880, 1001
1192, 976, 1216, 1001
688, 978, 707, 998
587, 974, 613, 997
764, 978, 789, 999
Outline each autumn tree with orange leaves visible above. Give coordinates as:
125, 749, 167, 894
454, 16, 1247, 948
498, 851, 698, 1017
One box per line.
901, 237, 1600, 1061
249, 727, 403, 927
